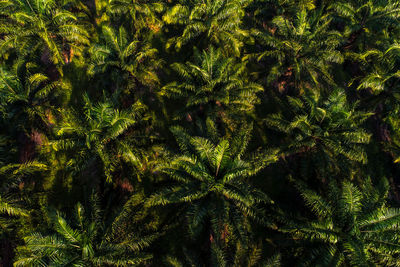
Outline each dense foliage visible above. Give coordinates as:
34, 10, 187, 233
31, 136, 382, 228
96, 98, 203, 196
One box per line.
2, 0, 400, 266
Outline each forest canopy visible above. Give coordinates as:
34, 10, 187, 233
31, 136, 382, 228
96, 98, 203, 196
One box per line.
2, 0, 400, 266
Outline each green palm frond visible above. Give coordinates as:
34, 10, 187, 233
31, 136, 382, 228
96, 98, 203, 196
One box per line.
50, 95, 146, 182
289, 178, 400, 266
163, 0, 249, 55
0, 196, 27, 217
252, 7, 343, 92
266, 88, 372, 178
161, 47, 263, 124
147, 124, 278, 252
88, 25, 161, 88
0, 0, 89, 68
15, 198, 156, 266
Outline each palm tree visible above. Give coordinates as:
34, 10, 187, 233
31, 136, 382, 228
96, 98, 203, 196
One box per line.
88, 25, 161, 90
0, 65, 68, 133
163, 0, 250, 55
288, 177, 400, 266
346, 45, 400, 164
0, 145, 43, 266
147, 123, 277, 258
108, 0, 164, 34
0, 64, 69, 169
265, 89, 372, 178
0, 0, 89, 69
50, 95, 146, 183
252, 7, 343, 93
328, 0, 400, 51
351, 44, 400, 95
14, 198, 156, 266
161, 47, 263, 126
245, 0, 316, 34
0, 138, 46, 228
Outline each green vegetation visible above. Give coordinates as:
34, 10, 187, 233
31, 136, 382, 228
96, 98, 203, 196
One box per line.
2, 0, 400, 266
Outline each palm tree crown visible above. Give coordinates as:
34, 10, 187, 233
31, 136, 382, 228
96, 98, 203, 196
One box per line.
15, 200, 155, 266
0, 0, 89, 68
253, 8, 343, 93
147, 124, 277, 242
161, 47, 263, 124
266, 89, 371, 177
289, 178, 400, 266
163, 0, 250, 55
